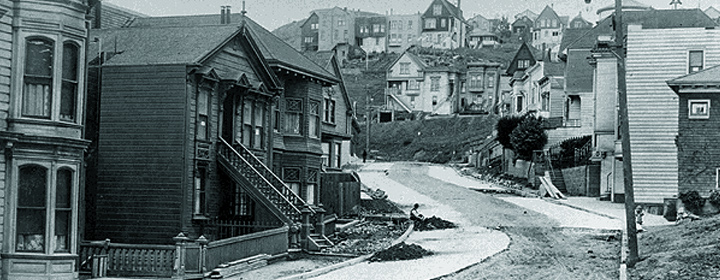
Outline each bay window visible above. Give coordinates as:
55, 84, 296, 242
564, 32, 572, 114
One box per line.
60, 43, 78, 121
15, 163, 77, 254
23, 38, 53, 118
285, 99, 303, 135
309, 101, 320, 138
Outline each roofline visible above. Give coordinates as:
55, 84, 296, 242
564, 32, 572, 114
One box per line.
271, 62, 339, 84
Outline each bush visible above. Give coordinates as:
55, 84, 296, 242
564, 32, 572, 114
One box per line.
679, 191, 705, 215
510, 116, 548, 161
496, 115, 524, 149
709, 190, 720, 209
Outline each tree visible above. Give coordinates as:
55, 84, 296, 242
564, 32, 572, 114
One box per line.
509, 115, 548, 161
495, 115, 524, 149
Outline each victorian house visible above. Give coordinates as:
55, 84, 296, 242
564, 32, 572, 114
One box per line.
0, 1, 95, 279
531, 5, 567, 51
85, 10, 347, 277
387, 13, 422, 53
420, 0, 467, 49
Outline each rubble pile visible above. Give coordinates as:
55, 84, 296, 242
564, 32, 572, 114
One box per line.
323, 221, 407, 256
369, 242, 433, 262
414, 216, 457, 231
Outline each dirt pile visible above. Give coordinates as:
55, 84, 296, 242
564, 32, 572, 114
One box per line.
323, 221, 408, 256
369, 242, 434, 262
414, 216, 457, 231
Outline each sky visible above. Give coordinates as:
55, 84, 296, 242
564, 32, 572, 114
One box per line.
104, 0, 718, 31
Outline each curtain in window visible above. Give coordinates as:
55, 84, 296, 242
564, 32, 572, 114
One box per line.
61, 43, 78, 122
24, 39, 53, 118
285, 99, 302, 135
254, 102, 264, 148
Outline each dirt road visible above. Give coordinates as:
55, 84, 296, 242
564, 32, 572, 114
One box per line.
383, 162, 620, 280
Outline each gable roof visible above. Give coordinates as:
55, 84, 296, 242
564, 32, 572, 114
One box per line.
505, 42, 542, 75
705, 6, 720, 19
568, 13, 593, 29
423, 0, 464, 20
564, 9, 717, 51
512, 16, 533, 27
88, 25, 242, 66
536, 5, 562, 22
305, 51, 354, 112
515, 9, 538, 21
667, 64, 720, 87
388, 51, 428, 72
129, 14, 338, 84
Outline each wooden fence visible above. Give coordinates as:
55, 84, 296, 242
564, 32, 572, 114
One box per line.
320, 172, 361, 218
80, 225, 289, 278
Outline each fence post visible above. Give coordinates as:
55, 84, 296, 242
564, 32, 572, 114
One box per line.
315, 205, 327, 236
301, 207, 312, 249
196, 235, 209, 275
172, 233, 191, 279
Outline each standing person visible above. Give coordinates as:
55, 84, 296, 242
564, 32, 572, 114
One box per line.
362, 149, 368, 163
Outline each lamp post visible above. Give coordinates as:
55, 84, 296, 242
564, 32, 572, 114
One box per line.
586, 0, 639, 267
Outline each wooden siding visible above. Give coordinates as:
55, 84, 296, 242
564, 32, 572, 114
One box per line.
278, 75, 323, 155
626, 25, 720, 204
95, 64, 188, 244
0, 0, 10, 262
677, 93, 720, 197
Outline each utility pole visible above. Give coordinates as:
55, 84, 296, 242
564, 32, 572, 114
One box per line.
613, 0, 639, 267
365, 91, 370, 153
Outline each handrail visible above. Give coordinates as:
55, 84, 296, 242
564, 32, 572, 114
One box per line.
217, 138, 312, 217
222, 138, 315, 215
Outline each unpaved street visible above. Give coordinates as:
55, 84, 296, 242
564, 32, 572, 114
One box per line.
380, 162, 620, 280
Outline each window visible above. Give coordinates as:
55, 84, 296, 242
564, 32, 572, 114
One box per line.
61, 43, 78, 122
399, 62, 410, 75
516, 96, 524, 112
469, 73, 483, 89
197, 87, 210, 141
373, 24, 380, 33
441, 18, 447, 28
309, 101, 320, 138
285, 99, 302, 135
338, 19, 345, 26
324, 98, 336, 123
425, 18, 436, 29
408, 20, 413, 30
551, 19, 557, 27
518, 59, 530, 69
335, 143, 342, 168
380, 24, 386, 33
688, 99, 710, 119
17, 165, 47, 252
274, 106, 280, 132
407, 79, 420, 90
242, 100, 252, 146
306, 169, 318, 204
407, 35, 414, 43
430, 76, 440, 91
16, 164, 76, 254
552, 31, 559, 36
334, 30, 338, 40
433, 4, 442, 15
23, 38, 54, 118
322, 142, 330, 167
194, 166, 207, 215
541, 92, 550, 111
253, 102, 264, 148
689, 50, 704, 73
234, 186, 251, 216
304, 37, 314, 43
311, 23, 318, 30
487, 74, 495, 88
343, 30, 348, 40
432, 95, 438, 106
284, 167, 301, 199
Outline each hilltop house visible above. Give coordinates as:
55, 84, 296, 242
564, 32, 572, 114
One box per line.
580, 9, 719, 205
387, 13, 422, 53
420, 0, 467, 49
355, 15, 387, 54
385, 51, 457, 115
511, 16, 535, 43
84, 9, 357, 277
532, 5, 567, 51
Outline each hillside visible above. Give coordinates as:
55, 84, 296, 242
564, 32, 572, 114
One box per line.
271, 20, 302, 51
356, 115, 498, 163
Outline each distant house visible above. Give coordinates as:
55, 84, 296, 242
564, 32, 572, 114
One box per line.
579, 9, 719, 204
387, 13, 423, 53
355, 16, 387, 54
668, 66, 720, 199
532, 5, 567, 51
567, 13, 592, 29
468, 30, 500, 48
462, 61, 502, 114
420, 0, 467, 49
89, 1, 148, 29
310, 7, 359, 51
467, 14, 492, 33
300, 12, 320, 51
515, 9, 539, 21
704, 6, 720, 23
511, 16, 534, 42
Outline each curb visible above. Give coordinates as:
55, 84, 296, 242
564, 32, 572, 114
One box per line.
277, 223, 415, 280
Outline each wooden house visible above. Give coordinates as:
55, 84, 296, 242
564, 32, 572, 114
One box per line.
0, 1, 95, 279
668, 66, 720, 198
531, 5, 566, 51
420, 0, 466, 49
86, 12, 342, 268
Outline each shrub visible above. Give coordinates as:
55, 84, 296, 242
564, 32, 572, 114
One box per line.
509, 115, 548, 161
679, 190, 705, 215
495, 115, 524, 149
709, 190, 720, 209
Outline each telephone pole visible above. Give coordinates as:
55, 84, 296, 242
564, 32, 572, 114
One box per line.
613, 0, 639, 267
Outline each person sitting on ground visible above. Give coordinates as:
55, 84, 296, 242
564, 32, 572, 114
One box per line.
410, 203, 425, 222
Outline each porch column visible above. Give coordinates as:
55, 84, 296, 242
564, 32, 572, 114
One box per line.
315, 205, 326, 236
172, 233, 191, 279
301, 207, 313, 249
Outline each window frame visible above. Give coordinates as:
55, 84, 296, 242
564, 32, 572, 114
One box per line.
309, 100, 320, 138
688, 50, 704, 74
285, 98, 303, 135
18, 33, 84, 124
688, 99, 710, 119
12, 160, 78, 255
425, 18, 436, 29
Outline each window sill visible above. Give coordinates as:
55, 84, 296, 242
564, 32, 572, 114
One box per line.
322, 121, 336, 126
9, 117, 82, 129
1, 253, 78, 260
192, 214, 210, 221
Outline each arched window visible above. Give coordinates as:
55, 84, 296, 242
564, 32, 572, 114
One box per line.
61, 43, 79, 122
23, 38, 54, 118
17, 165, 48, 252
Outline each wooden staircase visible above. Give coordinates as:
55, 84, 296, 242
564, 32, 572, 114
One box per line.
216, 138, 313, 225
548, 169, 567, 194
307, 234, 334, 251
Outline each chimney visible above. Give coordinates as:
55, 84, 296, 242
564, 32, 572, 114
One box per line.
220, 6, 226, 24
226, 6, 231, 24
